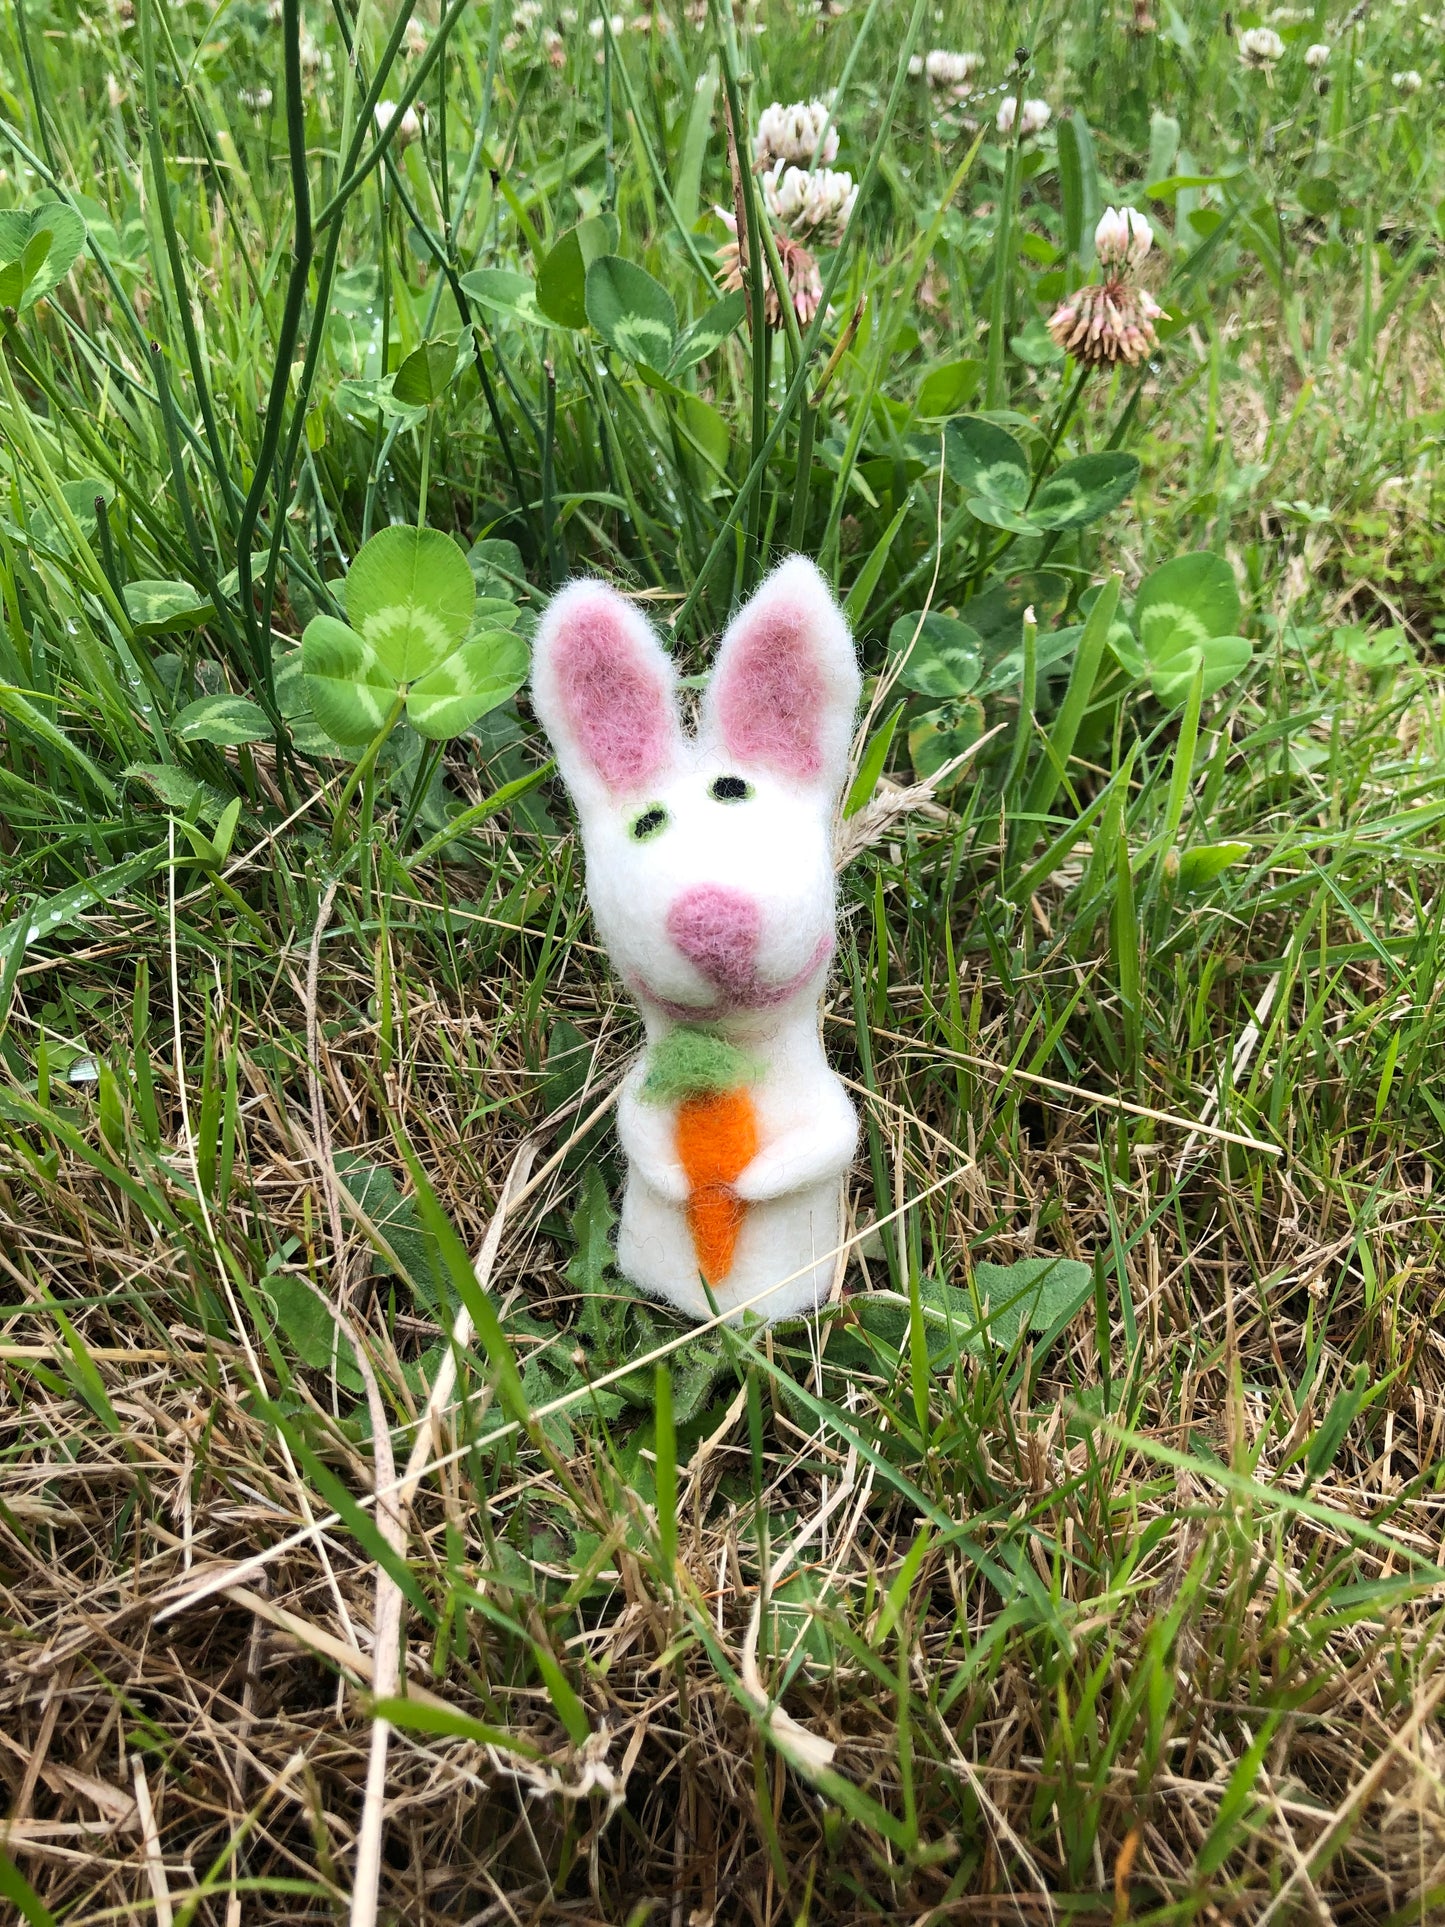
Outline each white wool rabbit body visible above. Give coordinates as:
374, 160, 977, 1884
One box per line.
531, 556, 861, 1323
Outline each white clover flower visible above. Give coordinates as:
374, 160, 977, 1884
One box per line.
1393, 67, 1423, 92
587, 12, 625, 34
106, 71, 125, 107
763, 162, 857, 242
240, 85, 273, 111
1049, 281, 1166, 366
908, 53, 923, 76
754, 99, 839, 169
1304, 41, 1330, 67
1238, 26, 1285, 67
511, 0, 542, 22
403, 15, 429, 54
1094, 204, 1153, 270
375, 98, 422, 147
997, 95, 1051, 137
924, 49, 983, 89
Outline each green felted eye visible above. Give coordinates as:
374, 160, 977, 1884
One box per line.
630, 803, 669, 841
709, 775, 753, 802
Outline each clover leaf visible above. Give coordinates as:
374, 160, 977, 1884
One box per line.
301, 526, 528, 753
1131, 552, 1253, 707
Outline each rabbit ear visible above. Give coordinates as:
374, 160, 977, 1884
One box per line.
699, 555, 860, 800
531, 580, 684, 807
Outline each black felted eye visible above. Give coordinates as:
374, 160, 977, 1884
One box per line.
630, 804, 669, 842
709, 774, 753, 802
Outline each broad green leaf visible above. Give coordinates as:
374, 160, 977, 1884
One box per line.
122, 762, 228, 816
1134, 551, 1241, 664
943, 416, 1030, 508
1009, 316, 1064, 367
0, 199, 87, 308
841, 1256, 1093, 1374
392, 336, 460, 406
536, 214, 620, 328
585, 254, 677, 367
1107, 624, 1147, 680
406, 629, 529, 739
300, 615, 397, 745
965, 494, 1037, 535
333, 374, 427, 424
1150, 634, 1253, 706
26, 478, 114, 556
174, 692, 272, 746
1177, 840, 1250, 890
963, 571, 1069, 657
344, 525, 476, 680
971, 1256, 1094, 1349
917, 358, 983, 418
1028, 451, 1139, 531
1148, 112, 1181, 200
265, 1272, 362, 1391
460, 266, 548, 328
468, 595, 521, 637
975, 623, 1082, 699
908, 699, 984, 787
769, 1552, 834, 1666
677, 392, 730, 473
274, 648, 345, 757
887, 611, 982, 699
1334, 623, 1411, 670
331, 1149, 449, 1314
669, 289, 746, 374
123, 578, 214, 636
217, 551, 274, 599
467, 536, 526, 599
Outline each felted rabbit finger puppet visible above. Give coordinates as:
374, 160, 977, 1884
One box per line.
531, 556, 861, 1323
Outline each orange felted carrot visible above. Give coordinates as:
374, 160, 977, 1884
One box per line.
642, 1028, 763, 1288
676, 1086, 758, 1285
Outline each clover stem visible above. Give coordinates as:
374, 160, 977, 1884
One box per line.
397, 737, 446, 847
417, 418, 433, 530
332, 692, 407, 855
1027, 363, 1091, 509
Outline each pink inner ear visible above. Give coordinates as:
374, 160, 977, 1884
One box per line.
555, 599, 673, 793
715, 602, 825, 779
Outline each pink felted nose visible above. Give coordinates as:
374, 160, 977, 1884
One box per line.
666, 885, 761, 998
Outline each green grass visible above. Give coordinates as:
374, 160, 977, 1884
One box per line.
3, 0, 1445, 1920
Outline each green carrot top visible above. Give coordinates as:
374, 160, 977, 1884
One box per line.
639, 1025, 763, 1106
